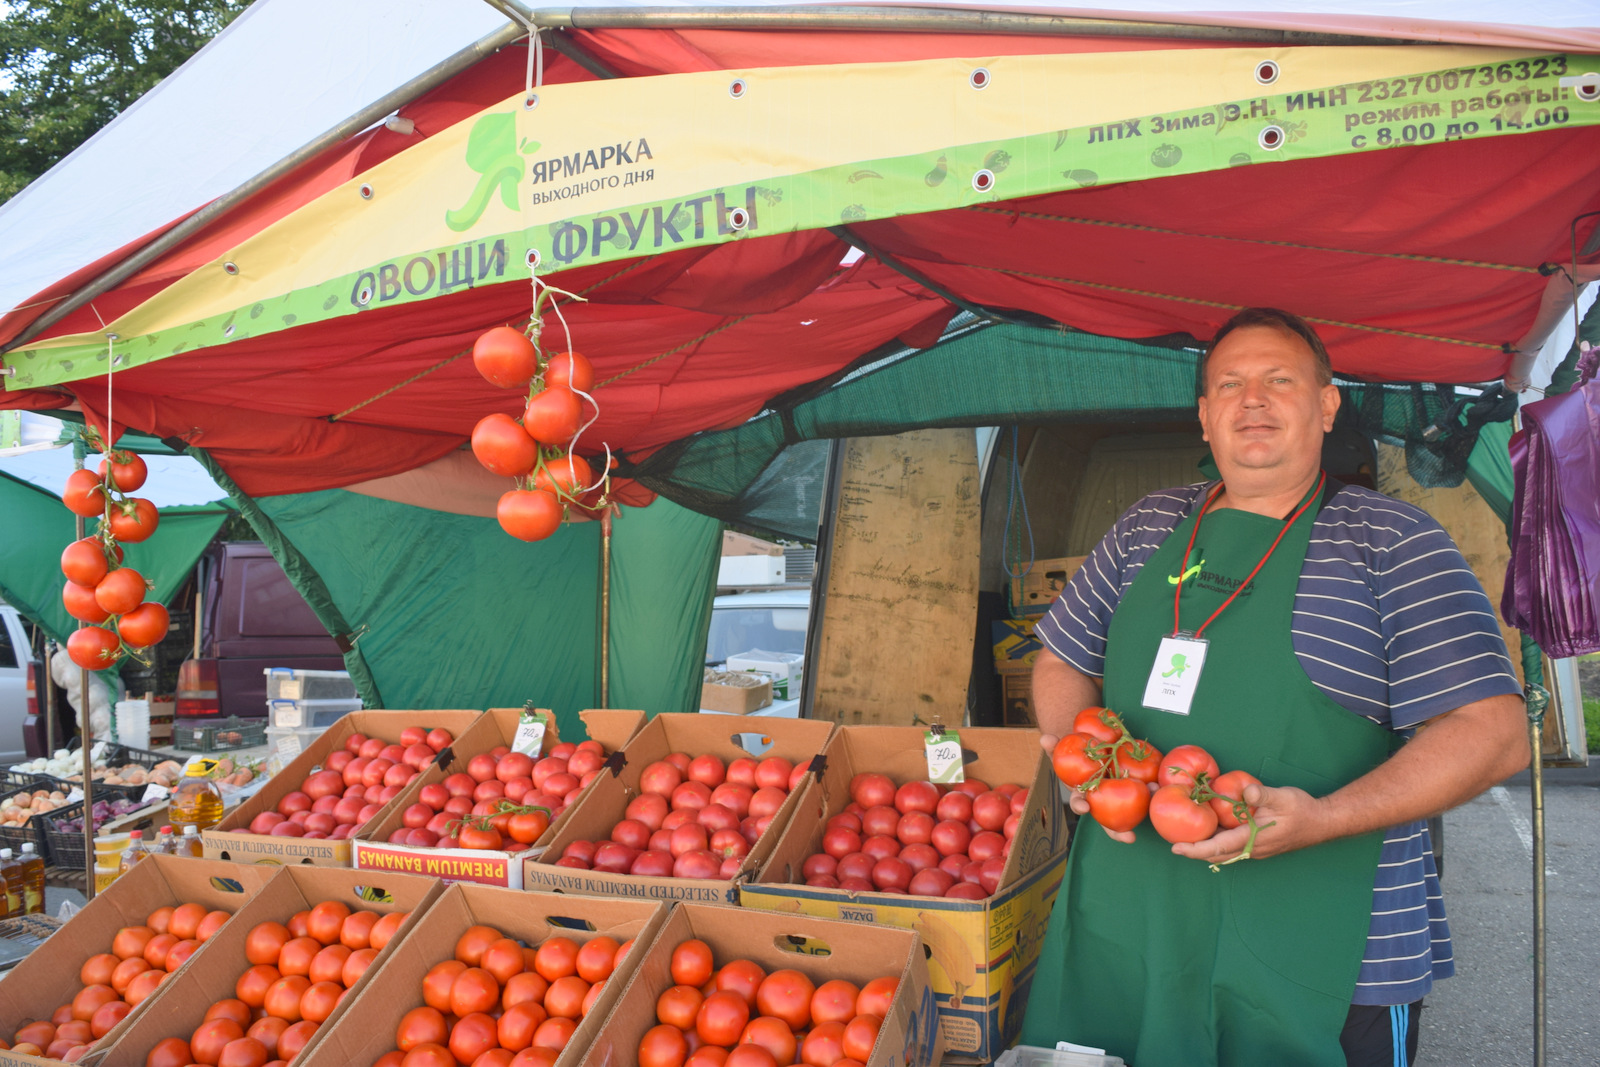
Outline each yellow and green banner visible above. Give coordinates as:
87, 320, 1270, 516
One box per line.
4, 45, 1593, 389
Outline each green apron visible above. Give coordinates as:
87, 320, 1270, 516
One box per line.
1021, 481, 1396, 1066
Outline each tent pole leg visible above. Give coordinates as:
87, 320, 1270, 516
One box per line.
76, 513, 96, 901
600, 509, 613, 708
1530, 715, 1546, 1067
44, 640, 56, 760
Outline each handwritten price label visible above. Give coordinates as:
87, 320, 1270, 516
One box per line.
923, 730, 965, 784
513, 711, 548, 757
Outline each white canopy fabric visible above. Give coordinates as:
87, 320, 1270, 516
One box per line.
0, 0, 1593, 328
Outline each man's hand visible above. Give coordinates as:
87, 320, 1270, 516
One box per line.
1170, 782, 1322, 863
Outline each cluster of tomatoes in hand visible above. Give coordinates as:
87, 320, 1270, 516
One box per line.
381, 922, 630, 1067
0, 903, 230, 1061
469, 325, 607, 543
802, 774, 1026, 899
143, 901, 406, 1067
244, 728, 456, 841
1052, 708, 1264, 853
393, 739, 608, 852
639, 939, 897, 1067
61, 448, 172, 670
551, 752, 806, 881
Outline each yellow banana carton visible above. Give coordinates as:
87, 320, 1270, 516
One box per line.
742, 724, 1070, 1063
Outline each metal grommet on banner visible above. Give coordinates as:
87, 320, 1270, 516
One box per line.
525, 248, 541, 270
223, 324, 235, 338
726, 207, 750, 231
358, 183, 373, 200
1254, 60, 1279, 85
972, 168, 996, 193
969, 67, 991, 90
1563, 72, 1600, 102
356, 285, 373, 306
222, 262, 239, 275
1258, 125, 1286, 151
729, 78, 747, 99
523, 93, 538, 110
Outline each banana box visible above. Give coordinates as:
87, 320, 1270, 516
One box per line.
742, 724, 1070, 1063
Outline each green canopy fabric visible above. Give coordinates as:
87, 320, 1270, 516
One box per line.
249, 487, 720, 743
0, 468, 230, 644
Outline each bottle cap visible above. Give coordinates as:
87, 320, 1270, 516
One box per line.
129, 830, 143, 840
0, 849, 10, 859
160, 826, 173, 834
21, 843, 34, 854
182, 826, 198, 835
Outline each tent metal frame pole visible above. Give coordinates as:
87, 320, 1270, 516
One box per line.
503, 4, 1406, 45
1, 20, 530, 356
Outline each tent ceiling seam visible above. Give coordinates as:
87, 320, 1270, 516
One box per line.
960, 261, 1504, 352
830, 225, 1017, 324
597, 314, 754, 388
963, 206, 1540, 274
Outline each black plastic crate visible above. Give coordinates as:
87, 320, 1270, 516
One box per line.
174, 717, 267, 753
39, 798, 161, 870
0, 770, 53, 791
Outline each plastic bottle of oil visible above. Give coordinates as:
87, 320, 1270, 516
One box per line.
0, 849, 23, 918
17, 844, 44, 914
169, 762, 225, 832
177, 825, 203, 858
154, 825, 177, 856
119, 830, 149, 876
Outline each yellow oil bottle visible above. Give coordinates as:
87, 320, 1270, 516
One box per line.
169, 760, 225, 832
0, 849, 23, 918
17, 843, 44, 914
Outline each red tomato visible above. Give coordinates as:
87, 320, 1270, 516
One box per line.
971, 791, 1012, 831
62, 468, 107, 517
246, 1017, 288, 1057
145, 1037, 193, 1067
94, 566, 146, 615
398, 1042, 454, 1067
725, 1046, 778, 1067
1159, 744, 1221, 789
276, 1021, 319, 1061
125, 968, 166, 1006
264, 975, 312, 1021
523, 387, 582, 447
306, 901, 351, 946
715, 959, 766, 1009
339, 911, 379, 950
1073, 706, 1125, 743
67, 625, 122, 670
497, 489, 563, 542
1118, 739, 1164, 784
533, 938, 580, 982
1150, 784, 1221, 844
1086, 777, 1152, 833
63, 581, 110, 623
1051, 733, 1105, 787
855, 976, 898, 1018
575, 936, 619, 983
799, 1021, 846, 1067
534, 452, 594, 498
451, 967, 502, 1017
448, 1012, 500, 1065
544, 975, 591, 1020
190, 1019, 246, 1065
754, 969, 814, 1031
245, 922, 292, 967
893, 781, 938, 816
472, 412, 538, 477
300, 980, 344, 1023
741, 1016, 798, 1065
205, 1000, 253, 1028
1208, 769, 1262, 829
99, 452, 148, 492
531, 1016, 577, 1050
638, 1023, 689, 1067
544, 350, 594, 393
670, 939, 715, 987
502, 971, 550, 1011
396, 1006, 449, 1051
216, 1037, 270, 1067
696, 990, 751, 1046
498, 1002, 548, 1051
108, 498, 161, 543
849, 774, 895, 809
842, 1013, 882, 1061
277, 937, 320, 977
71, 984, 118, 1022
473, 326, 539, 389
89, 999, 131, 1038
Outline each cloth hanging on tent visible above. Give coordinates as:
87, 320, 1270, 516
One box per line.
1502, 347, 1600, 657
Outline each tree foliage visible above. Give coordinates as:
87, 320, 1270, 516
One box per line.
0, 0, 249, 204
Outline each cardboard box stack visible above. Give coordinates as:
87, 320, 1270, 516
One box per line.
203, 710, 483, 868
997, 555, 1087, 726
743, 725, 1070, 1063
577, 902, 943, 1067
524, 712, 834, 904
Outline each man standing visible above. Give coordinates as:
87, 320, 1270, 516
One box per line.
1019, 309, 1529, 1066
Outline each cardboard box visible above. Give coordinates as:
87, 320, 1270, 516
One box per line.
300, 884, 667, 1067
0, 855, 276, 1067
722, 531, 784, 557
203, 709, 483, 868
579, 902, 942, 1067
99, 864, 442, 1067
742, 725, 1070, 1062
1008, 555, 1087, 614
353, 708, 645, 888
701, 670, 774, 714
999, 669, 1037, 727
524, 712, 835, 905
992, 617, 1042, 670
725, 651, 804, 701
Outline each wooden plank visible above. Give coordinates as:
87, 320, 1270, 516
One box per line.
1065, 432, 1210, 554
812, 429, 981, 726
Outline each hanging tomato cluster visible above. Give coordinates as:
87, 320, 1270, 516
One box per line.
59, 444, 171, 671
468, 320, 607, 543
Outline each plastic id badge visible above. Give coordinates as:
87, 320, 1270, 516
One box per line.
1143, 634, 1208, 715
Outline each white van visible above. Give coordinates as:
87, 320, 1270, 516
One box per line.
702, 588, 810, 717
0, 603, 31, 765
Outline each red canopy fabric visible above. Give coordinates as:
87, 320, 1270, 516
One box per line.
4, 27, 1597, 498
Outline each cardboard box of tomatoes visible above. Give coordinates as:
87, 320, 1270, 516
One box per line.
299, 882, 668, 1067
523, 712, 836, 904
0, 855, 277, 1067
98, 863, 442, 1067
741, 725, 1070, 1063
203, 709, 484, 868
578, 901, 942, 1067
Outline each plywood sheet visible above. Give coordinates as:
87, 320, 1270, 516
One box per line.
1065, 432, 1210, 554
812, 429, 981, 725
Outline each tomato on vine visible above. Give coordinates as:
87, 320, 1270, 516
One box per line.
1158, 745, 1220, 789
108, 498, 160, 543
1207, 769, 1262, 829
496, 490, 563, 542
63, 469, 108, 517
473, 327, 539, 389
98, 451, 148, 492
523, 388, 582, 447
1073, 707, 1124, 744
1149, 784, 1219, 844
1084, 777, 1150, 833
534, 453, 593, 498
544, 351, 594, 393
472, 413, 538, 477
1051, 734, 1104, 788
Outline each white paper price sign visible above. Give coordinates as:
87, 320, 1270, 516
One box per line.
89, 741, 108, 764
141, 783, 170, 803
923, 729, 965, 784
276, 733, 303, 764
513, 709, 548, 756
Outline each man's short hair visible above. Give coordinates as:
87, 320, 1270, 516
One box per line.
1198, 308, 1334, 396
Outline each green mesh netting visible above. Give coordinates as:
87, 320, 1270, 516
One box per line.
632, 318, 1515, 540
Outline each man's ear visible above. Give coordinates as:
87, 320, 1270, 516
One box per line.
1320, 383, 1340, 431
1197, 395, 1210, 441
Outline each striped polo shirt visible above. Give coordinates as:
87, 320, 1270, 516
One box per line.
1035, 481, 1521, 1006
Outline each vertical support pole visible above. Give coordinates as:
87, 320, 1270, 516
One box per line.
44, 640, 56, 758
75, 512, 96, 900
599, 509, 613, 709
1529, 714, 1547, 1067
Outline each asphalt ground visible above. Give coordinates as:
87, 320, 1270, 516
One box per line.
1420, 765, 1599, 1066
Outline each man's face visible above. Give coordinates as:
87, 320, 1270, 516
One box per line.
1197, 325, 1339, 479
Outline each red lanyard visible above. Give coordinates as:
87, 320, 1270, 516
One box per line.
1172, 470, 1327, 638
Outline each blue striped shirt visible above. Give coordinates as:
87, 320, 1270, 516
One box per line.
1036, 481, 1521, 1005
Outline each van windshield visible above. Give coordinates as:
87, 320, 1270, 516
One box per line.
705, 608, 808, 665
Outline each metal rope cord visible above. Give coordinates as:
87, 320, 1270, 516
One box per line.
595, 314, 754, 388
965, 206, 1540, 274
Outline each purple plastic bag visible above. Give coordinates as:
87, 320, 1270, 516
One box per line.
1502, 348, 1600, 657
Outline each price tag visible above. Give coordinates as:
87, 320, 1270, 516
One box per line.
924, 728, 965, 784
512, 709, 548, 757
276, 733, 303, 764
141, 783, 169, 803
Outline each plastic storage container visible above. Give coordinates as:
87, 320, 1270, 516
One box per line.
994, 1046, 1126, 1067
268, 697, 361, 729
264, 668, 358, 702
265, 725, 326, 774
